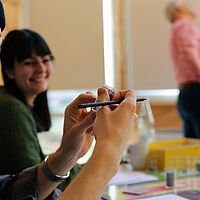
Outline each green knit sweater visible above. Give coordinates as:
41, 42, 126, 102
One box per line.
0, 86, 81, 190
0, 86, 45, 174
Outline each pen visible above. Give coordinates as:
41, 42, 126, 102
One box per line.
77, 98, 146, 109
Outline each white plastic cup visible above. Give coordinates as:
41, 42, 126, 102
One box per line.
128, 141, 149, 170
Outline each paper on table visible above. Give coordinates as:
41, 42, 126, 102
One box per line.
132, 194, 189, 200
108, 171, 158, 185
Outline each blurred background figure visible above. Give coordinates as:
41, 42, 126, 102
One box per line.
166, 1, 200, 138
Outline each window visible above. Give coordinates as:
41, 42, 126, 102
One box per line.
102, 0, 115, 88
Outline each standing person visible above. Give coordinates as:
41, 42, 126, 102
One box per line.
166, 1, 200, 138
0, 29, 91, 185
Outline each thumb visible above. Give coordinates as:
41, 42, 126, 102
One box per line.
97, 88, 110, 102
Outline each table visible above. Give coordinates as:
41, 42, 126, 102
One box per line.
103, 131, 200, 199
103, 168, 200, 199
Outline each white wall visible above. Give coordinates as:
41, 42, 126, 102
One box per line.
125, 0, 200, 90
28, 0, 104, 90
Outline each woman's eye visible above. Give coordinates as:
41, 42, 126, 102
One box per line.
42, 59, 51, 64
23, 61, 35, 66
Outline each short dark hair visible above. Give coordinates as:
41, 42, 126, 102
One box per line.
0, 29, 51, 131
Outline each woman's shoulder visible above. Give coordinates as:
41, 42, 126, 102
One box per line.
0, 86, 36, 132
0, 86, 29, 113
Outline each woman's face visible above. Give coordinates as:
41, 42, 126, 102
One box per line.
6, 53, 53, 104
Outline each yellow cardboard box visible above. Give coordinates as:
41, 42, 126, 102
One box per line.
148, 138, 200, 170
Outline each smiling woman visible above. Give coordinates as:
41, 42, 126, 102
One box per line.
1, 29, 52, 129
0, 29, 53, 175
0, 29, 83, 189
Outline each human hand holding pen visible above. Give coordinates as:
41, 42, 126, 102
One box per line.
61, 92, 97, 159
37, 92, 97, 199
94, 88, 138, 161
60, 88, 138, 200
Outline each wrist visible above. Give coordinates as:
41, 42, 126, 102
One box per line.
95, 140, 123, 161
46, 149, 78, 176
91, 142, 121, 175
41, 155, 70, 182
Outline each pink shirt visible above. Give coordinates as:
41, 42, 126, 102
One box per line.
170, 19, 200, 85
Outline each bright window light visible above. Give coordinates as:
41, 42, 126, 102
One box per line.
102, 0, 115, 88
